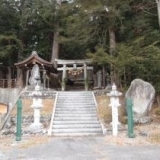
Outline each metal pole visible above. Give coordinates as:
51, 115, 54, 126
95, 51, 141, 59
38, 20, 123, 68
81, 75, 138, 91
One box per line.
126, 98, 135, 138
16, 99, 22, 141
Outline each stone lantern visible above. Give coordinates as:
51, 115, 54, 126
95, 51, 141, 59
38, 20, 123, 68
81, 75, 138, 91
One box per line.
28, 64, 43, 131
29, 84, 43, 130
107, 83, 122, 136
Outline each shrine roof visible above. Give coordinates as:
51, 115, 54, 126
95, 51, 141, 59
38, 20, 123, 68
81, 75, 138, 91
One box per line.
14, 51, 53, 68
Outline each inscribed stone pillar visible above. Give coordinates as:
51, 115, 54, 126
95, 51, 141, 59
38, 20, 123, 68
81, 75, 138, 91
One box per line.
84, 63, 88, 90
62, 64, 66, 91
97, 70, 102, 88
125, 79, 155, 123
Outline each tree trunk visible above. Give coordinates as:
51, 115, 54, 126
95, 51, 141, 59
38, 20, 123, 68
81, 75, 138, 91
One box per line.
17, 0, 27, 61
109, 27, 116, 84
156, 0, 160, 28
50, 0, 61, 67
51, 24, 59, 66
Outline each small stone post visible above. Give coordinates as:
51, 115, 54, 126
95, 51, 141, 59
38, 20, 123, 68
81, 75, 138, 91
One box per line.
97, 70, 102, 88
107, 83, 122, 136
16, 99, 22, 141
84, 63, 88, 91
62, 64, 66, 91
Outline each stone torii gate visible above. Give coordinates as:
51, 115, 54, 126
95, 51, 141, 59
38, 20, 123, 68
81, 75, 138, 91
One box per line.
55, 59, 93, 91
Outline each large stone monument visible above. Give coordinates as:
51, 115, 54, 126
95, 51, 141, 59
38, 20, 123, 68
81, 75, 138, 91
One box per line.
125, 79, 155, 123
29, 64, 41, 86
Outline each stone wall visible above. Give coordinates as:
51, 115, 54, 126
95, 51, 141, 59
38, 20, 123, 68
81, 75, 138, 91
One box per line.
0, 88, 21, 130
0, 88, 21, 105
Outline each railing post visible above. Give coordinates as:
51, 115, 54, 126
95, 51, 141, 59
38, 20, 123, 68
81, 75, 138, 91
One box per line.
126, 98, 135, 138
16, 99, 22, 141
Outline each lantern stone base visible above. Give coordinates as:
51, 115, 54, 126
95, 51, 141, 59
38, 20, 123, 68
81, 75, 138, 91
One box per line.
28, 122, 43, 131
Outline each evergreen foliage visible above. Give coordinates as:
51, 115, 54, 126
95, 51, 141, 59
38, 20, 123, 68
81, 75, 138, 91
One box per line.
0, 0, 160, 92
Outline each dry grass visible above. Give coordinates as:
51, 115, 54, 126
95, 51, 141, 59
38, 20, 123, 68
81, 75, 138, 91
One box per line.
0, 103, 8, 114
96, 95, 112, 123
0, 135, 51, 149
135, 123, 160, 145
148, 129, 160, 144
96, 95, 126, 124
11, 99, 54, 116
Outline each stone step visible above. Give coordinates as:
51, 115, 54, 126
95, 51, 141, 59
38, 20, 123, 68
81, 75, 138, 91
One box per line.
55, 108, 96, 111
54, 113, 97, 117
56, 103, 95, 105
57, 94, 93, 97
56, 101, 95, 103
52, 124, 101, 129
48, 91, 103, 136
58, 96, 93, 97
56, 103, 95, 106
56, 104, 95, 107
52, 128, 102, 133
58, 92, 92, 94
56, 102, 95, 104
58, 95, 93, 97
57, 97, 94, 102
58, 96, 93, 100
53, 121, 100, 125
56, 107, 95, 109
55, 110, 97, 114
57, 95, 93, 97
57, 96, 93, 99
54, 117, 98, 121
56, 106, 96, 109
52, 132, 102, 136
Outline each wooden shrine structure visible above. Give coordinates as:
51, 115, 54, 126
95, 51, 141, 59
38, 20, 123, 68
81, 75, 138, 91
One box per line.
0, 63, 17, 88
55, 59, 93, 91
14, 51, 56, 89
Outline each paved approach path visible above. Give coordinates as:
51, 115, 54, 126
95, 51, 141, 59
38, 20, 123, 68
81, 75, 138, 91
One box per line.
1, 136, 160, 160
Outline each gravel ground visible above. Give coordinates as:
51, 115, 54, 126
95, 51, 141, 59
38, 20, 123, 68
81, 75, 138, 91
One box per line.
0, 135, 160, 160
1, 123, 160, 160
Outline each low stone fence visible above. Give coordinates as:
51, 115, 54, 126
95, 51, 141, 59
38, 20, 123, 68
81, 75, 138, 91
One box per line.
93, 89, 110, 96
1, 115, 52, 136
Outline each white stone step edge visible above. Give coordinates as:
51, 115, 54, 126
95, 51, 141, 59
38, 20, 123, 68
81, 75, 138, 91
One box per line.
92, 92, 106, 135
54, 114, 97, 117
54, 117, 98, 121
48, 92, 58, 136
53, 121, 100, 124
52, 132, 102, 136
58, 91, 92, 93
52, 124, 101, 129
52, 128, 102, 133
92, 92, 98, 107
55, 107, 96, 110
55, 111, 97, 114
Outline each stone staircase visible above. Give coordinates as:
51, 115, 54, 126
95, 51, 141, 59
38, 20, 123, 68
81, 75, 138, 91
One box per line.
48, 91, 103, 136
